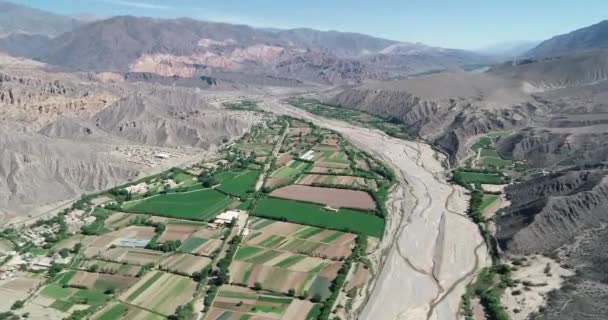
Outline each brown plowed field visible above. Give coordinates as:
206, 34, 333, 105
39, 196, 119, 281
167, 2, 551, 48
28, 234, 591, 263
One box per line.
158, 223, 202, 242
269, 185, 376, 210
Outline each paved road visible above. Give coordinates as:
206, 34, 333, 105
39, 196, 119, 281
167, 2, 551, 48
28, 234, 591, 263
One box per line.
262, 98, 489, 320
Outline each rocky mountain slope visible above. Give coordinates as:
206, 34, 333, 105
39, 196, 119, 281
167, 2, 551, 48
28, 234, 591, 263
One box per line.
0, 5, 493, 85
323, 37, 608, 319
527, 20, 608, 57
0, 54, 255, 222
0, 0, 82, 37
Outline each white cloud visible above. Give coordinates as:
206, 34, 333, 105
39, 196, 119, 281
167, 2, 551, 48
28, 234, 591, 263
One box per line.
101, 0, 173, 10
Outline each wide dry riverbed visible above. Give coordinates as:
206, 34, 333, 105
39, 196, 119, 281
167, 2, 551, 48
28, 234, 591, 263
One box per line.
262, 98, 489, 320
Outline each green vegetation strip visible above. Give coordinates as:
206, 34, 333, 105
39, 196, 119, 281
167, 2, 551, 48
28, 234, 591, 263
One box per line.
253, 198, 384, 237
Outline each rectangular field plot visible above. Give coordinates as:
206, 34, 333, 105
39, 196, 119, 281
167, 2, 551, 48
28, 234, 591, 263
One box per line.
206, 285, 320, 320
123, 189, 234, 221
40, 283, 110, 311
296, 174, 377, 190
254, 198, 384, 237
77, 259, 142, 276
92, 301, 165, 320
229, 260, 338, 300
269, 185, 376, 210
453, 171, 506, 185
215, 169, 260, 198
120, 271, 197, 316
99, 248, 165, 266
178, 227, 225, 257
67, 271, 137, 292
158, 222, 204, 242
159, 253, 212, 276
246, 218, 354, 259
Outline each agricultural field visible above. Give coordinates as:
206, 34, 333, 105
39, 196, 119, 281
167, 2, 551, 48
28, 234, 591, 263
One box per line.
98, 248, 165, 266
159, 253, 212, 276
122, 188, 235, 221
267, 160, 311, 188
39, 283, 110, 312
289, 98, 412, 139
206, 285, 321, 320
5, 115, 387, 320
297, 174, 376, 190
479, 194, 499, 211
254, 198, 384, 237
158, 221, 204, 242
469, 132, 517, 170
178, 227, 226, 257
229, 259, 339, 300
83, 225, 156, 257
66, 271, 137, 292
120, 271, 197, 316
77, 259, 143, 276
453, 170, 507, 185
269, 185, 376, 210
0, 237, 14, 254
246, 217, 355, 259
215, 169, 260, 198
92, 302, 165, 320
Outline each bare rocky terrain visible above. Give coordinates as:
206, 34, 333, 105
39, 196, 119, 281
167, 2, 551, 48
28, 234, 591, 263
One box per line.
0, 54, 257, 223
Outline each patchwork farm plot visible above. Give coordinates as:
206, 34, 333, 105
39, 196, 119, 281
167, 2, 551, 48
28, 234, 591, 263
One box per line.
178, 226, 226, 257
92, 302, 166, 320
120, 270, 197, 316
245, 217, 355, 259
77, 259, 143, 277
159, 253, 212, 276
206, 285, 321, 320
6, 114, 390, 320
66, 271, 137, 292
98, 248, 165, 266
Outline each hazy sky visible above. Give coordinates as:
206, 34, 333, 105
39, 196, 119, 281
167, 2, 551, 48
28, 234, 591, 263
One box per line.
14, 0, 608, 49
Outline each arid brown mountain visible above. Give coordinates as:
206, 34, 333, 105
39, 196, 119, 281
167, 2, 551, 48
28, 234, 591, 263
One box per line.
0, 11, 492, 84
0, 54, 256, 221
321, 46, 608, 319
0, 0, 82, 37
527, 20, 608, 57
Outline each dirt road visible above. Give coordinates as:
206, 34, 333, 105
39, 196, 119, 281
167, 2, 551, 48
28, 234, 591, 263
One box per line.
262, 98, 489, 320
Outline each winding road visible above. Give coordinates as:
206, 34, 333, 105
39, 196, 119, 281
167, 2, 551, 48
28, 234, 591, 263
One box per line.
262, 98, 489, 320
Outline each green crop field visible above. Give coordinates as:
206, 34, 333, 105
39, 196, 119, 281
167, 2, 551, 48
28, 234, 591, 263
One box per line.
253, 198, 384, 237
471, 137, 493, 151
480, 157, 513, 169
480, 195, 499, 211
272, 166, 299, 179
126, 271, 163, 301
93, 302, 128, 320
479, 149, 501, 158
54, 270, 76, 286
123, 189, 233, 221
178, 237, 207, 253
216, 169, 260, 198
454, 171, 506, 185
